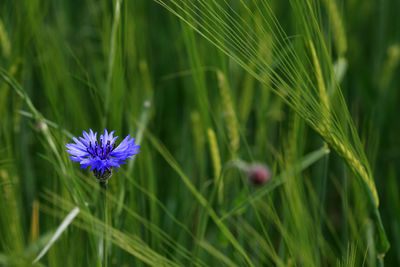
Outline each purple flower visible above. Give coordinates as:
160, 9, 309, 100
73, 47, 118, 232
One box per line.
65, 129, 140, 181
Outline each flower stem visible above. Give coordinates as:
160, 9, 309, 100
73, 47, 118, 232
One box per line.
99, 181, 108, 267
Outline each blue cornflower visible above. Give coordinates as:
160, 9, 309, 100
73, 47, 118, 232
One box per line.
65, 129, 140, 181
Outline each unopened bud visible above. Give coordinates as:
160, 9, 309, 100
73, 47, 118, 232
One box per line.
246, 164, 271, 186
34, 121, 48, 132
231, 160, 272, 186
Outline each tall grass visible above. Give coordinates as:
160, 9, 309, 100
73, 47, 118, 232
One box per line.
0, 0, 399, 266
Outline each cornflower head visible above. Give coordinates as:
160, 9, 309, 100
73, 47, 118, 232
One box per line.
65, 129, 140, 182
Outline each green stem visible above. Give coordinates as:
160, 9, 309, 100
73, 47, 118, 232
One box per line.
100, 181, 108, 267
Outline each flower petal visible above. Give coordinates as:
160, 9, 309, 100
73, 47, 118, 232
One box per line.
110, 135, 140, 160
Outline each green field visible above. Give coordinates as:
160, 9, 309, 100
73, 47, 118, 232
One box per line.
1, 0, 399, 266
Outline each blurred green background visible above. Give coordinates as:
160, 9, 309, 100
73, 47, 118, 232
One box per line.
0, 0, 399, 266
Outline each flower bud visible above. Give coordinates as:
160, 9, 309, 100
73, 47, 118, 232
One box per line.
34, 121, 48, 132
246, 164, 271, 186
